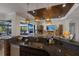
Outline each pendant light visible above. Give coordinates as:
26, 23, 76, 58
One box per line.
25, 18, 30, 24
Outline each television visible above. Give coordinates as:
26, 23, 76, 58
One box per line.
28, 24, 34, 33
47, 25, 57, 31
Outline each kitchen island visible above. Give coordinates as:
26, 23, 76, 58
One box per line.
10, 36, 79, 56
0, 36, 12, 56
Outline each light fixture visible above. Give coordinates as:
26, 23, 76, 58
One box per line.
47, 21, 52, 25
33, 10, 35, 13
35, 19, 40, 22
35, 16, 40, 22
62, 4, 66, 7
26, 20, 30, 23
25, 19, 30, 24
46, 18, 50, 21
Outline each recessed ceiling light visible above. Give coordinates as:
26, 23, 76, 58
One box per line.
35, 19, 40, 22
62, 4, 66, 7
33, 10, 35, 13
46, 18, 50, 21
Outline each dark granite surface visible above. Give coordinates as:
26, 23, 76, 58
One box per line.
10, 37, 79, 56
54, 37, 79, 47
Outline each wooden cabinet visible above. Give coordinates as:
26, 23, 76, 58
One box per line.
4, 40, 10, 56
37, 25, 43, 34
58, 24, 63, 36
10, 44, 20, 56
0, 39, 10, 56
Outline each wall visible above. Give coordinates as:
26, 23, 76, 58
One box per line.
62, 19, 72, 32
1, 12, 79, 41
0, 12, 25, 36
5, 12, 19, 36
58, 18, 79, 42
69, 17, 79, 42
40, 18, 79, 42
42, 19, 67, 32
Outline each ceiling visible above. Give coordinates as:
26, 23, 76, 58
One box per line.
0, 3, 61, 19
67, 5, 79, 19
28, 3, 74, 19
0, 3, 78, 21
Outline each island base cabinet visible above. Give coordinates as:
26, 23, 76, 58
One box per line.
0, 40, 10, 56
10, 44, 20, 56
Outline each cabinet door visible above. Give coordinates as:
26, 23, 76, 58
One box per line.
10, 44, 20, 56
0, 40, 4, 56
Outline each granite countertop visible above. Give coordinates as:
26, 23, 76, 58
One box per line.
55, 37, 79, 47
0, 36, 12, 40
10, 37, 79, 56
10, 41, 62, 56
11, 40, 46, 50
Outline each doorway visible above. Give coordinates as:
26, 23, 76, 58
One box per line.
69, 23, 75, 39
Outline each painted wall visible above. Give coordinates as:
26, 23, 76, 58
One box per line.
1, 12, 79, 42
42, 19, 68, 32
69, 17, 79, 42
0, 12, 25, 36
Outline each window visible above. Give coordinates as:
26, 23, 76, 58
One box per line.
28, 24, 34, 33
20, 24, 28, 35
20, 23, 34, 35
0, 20, 11, 36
